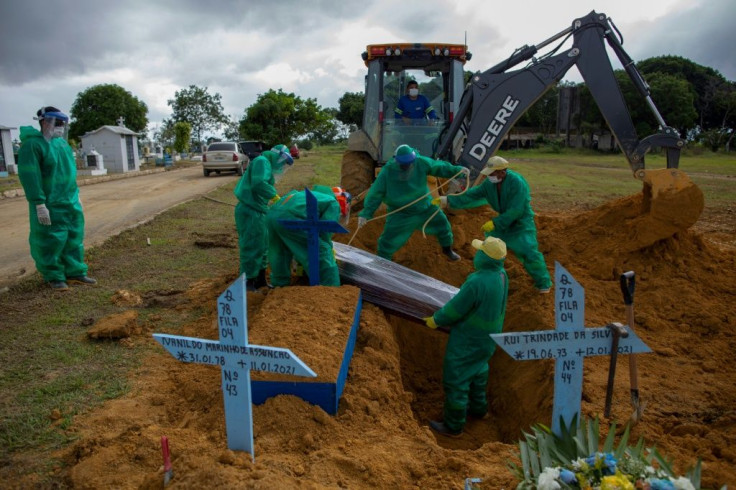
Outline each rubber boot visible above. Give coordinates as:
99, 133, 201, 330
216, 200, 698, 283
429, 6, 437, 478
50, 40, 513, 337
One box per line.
429, 420, 462, 437
442, 246, 461, 261
254, 269, 273, 289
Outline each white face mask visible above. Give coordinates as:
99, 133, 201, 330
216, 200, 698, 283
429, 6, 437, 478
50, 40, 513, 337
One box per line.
487, 176, 502, 184
52, 127, 65, 138
408, 88, 419, 97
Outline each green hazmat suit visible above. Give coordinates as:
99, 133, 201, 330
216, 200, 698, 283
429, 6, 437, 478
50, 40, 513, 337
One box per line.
432, 251, 509, 432
358, 153, 464, 260
17, 126, 88, 282
267, 186, 341, 287
234, 150, 282, 280
447, 169, 551, 290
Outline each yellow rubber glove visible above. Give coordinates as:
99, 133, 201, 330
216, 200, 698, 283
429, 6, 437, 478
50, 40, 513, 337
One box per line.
431, 196, 447, 208
269, 194, 281, 205
481, 220, 495, 233
424, 316, 438, 329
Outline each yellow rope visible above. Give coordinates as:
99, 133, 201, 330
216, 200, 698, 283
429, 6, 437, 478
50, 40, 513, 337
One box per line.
347, 169, 470, 246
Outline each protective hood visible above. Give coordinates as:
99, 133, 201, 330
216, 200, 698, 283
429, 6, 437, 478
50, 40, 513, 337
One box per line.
20, 125, 44, 143
473, 249, 505, 271
264, 150, 289, 174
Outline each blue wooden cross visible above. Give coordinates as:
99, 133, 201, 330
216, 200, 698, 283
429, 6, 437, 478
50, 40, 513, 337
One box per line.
278, 187, 348, 285
153, 274, 316, 462
490, 262, 651, 436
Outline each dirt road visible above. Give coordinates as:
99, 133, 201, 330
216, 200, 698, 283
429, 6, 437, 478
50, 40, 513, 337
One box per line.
0, 166, 237, 288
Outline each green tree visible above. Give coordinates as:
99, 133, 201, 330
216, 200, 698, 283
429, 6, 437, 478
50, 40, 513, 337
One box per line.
69, 84, 148, 142
154, 119, 175, 150
173, 122, 192, 154
637, 55, 725, 128
647, 73, 698, 135
576, 68, 697, 142
336, 92, 364, 128
633, 56, 735, 150
222, 118, 241, 141
168, 85, 228, 146
518, 84, 560, 135
239, 89, 332, 146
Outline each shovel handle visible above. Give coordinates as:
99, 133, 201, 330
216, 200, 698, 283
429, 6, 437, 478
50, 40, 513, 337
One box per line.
619, 271, 635, 305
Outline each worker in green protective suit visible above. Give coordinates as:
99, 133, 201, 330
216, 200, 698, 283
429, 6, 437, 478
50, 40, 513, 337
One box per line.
357, 144, 468, 261
267, 185, 350, 287
424, 236, 509, 437
17, 106, 96, 291
434, 156, 551, 292
234, 144, 293, 291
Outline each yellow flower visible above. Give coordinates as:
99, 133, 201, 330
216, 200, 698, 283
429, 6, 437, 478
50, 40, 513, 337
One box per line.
600, 474, 634, 490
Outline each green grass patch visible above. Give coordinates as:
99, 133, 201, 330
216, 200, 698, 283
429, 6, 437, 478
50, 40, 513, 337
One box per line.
0, 181, 240, 459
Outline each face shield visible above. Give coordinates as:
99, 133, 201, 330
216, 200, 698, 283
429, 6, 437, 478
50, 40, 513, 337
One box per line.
394, 144, 416, 170
36, 110, 70, 141
270, 144, 295, 174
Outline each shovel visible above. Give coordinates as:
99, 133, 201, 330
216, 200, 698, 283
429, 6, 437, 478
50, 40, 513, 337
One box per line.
161, 436, 173, 486
620, 271, 645, 424
604, 322, 629, 418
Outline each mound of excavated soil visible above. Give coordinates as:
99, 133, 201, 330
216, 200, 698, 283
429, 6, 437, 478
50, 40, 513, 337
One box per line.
13, 190, 735, 488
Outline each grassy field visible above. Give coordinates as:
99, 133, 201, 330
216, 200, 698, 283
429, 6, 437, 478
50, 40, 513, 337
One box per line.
0, 145, 733, 477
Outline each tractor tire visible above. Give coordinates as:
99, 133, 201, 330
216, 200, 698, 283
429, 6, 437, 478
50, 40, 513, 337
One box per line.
340, 151, 375, 211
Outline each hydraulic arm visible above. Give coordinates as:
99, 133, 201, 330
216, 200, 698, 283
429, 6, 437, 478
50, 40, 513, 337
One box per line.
437, 11, 684, 180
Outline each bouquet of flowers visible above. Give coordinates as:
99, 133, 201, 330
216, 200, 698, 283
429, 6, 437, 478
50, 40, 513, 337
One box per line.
508, 416, 702, 490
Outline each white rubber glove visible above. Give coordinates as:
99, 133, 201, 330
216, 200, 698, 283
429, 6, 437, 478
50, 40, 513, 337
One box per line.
36, 204, 51, 226
357, 217, 367, 228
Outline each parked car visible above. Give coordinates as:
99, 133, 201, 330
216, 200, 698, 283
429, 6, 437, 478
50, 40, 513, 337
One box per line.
202, 141, 249, 177
290, 144, 301, 159
238, 140, 268, 160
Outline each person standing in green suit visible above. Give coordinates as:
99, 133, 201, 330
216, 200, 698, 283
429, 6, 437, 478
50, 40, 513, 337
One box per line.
234, 144, 293, 291
17, 106, 96, 291
435, 156, 551, 292
424, 236, 509, 436
357, 144, 468, 261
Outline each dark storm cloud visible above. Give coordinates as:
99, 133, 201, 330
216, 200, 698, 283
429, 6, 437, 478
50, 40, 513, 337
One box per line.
626, 0, 735, 80
0, 0, 366, 85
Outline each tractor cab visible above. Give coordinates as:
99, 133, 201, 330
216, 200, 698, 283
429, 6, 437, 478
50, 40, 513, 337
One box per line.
360, 43, 470, 164
342, 43, 471, 201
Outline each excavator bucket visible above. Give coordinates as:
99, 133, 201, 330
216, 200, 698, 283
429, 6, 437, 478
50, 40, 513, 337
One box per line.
599, 168, 706, 252
641, 168, 704, 231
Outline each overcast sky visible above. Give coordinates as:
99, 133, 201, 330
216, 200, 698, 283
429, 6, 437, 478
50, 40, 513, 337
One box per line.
1, 0, 734, 141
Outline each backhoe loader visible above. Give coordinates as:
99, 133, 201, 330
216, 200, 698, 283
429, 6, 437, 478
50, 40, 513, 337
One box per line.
340, 11, 703, 236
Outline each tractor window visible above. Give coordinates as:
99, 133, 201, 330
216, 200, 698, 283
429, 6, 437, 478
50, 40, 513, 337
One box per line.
363, 61, 382, 145
385, 70, 446, 121
380, 70, 448, 161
